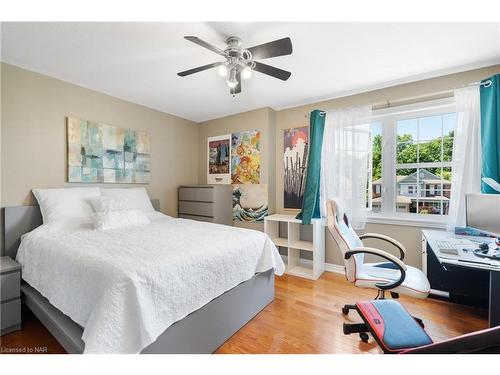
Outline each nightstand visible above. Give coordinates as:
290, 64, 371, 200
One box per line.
1, 256, 21, 336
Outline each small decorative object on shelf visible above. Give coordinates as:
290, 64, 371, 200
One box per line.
264, 214, 325, 280
1, 256, 21, 336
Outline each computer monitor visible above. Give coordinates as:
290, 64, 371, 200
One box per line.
466, 193, 500, 235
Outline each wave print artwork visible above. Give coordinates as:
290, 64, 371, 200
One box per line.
232, 184, 268, 222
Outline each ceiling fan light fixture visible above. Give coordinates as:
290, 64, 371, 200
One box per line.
178, 35, 292, 95
241, 66, 252, 80
217, 64, 228, 77
226, 67, 238, 88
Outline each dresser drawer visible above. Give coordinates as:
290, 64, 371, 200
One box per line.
0, 272, 20, 302
179, 214, 215, 223
179, 187, 214, 202
1, 298, 21, 330
178, 201, 214, 217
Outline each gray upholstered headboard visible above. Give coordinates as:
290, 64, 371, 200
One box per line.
2, 199, 160, 259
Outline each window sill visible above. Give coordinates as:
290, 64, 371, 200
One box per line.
366, 214, 447, 229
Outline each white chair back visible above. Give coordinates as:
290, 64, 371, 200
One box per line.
326, 199, 364, 282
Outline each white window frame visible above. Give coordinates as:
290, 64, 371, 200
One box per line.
367, 97, 456, 227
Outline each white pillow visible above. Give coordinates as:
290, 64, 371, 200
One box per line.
100, 188, 155, 212
89, 196, 130, 213
33, 187, 101, 223
92, 209, 150, 231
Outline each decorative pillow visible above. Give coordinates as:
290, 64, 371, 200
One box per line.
100, 188, 155, 212
33, 187, 101, 223
92, 209, 150, 231
89, 196, 130, 213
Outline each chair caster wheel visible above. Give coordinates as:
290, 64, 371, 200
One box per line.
359, 332, 369, 343
342, 306, 349, 315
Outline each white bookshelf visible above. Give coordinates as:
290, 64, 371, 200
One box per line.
264, 214, 325, 280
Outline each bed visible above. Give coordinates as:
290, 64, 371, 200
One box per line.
3, 199, 284, 354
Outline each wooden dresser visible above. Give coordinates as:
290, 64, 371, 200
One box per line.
178, 185, 233, 226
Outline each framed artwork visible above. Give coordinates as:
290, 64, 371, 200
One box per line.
207, 134, 231, 184
233, 184, 268, 222
67, 117, 151, 183
231, 129, 260, 184
284, 125, 309, 209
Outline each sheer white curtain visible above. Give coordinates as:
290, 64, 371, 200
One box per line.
447, 86, 482, 231
320, 105, 372, 229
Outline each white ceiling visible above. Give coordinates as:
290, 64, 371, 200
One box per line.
2, 22, 500, 122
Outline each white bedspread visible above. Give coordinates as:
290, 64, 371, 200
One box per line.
16, 213, 284, 353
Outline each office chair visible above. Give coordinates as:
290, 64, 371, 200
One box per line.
326, 199, 430, 316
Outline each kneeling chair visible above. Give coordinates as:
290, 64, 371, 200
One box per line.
344, 299, 500, 353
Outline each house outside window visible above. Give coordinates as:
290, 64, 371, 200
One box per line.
367, 98, 456, 220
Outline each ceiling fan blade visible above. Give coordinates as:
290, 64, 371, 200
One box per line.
177, 62, 223, 77
230, 71, 242, 95
247, 37, 292, 60
184, 36, 226, 56
253, 62, 291, 81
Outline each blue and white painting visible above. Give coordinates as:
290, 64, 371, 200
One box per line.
232, 184, 268, 222
67, 117, 151, 183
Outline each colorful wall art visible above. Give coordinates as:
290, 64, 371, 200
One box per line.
232, 184, 268, 222
284, 126, 309, 209
67, 117, 151, 183
207, 134, 231, 184
231, 129, 261, 184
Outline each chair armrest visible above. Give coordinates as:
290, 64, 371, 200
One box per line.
359, 233, 407, 261
345, 246, 407, 291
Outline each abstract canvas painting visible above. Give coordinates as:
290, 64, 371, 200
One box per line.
67, 117, 151, 183
284, 126, 309, 209
207, 134, 231, 184
233, 184, 268, 222
231, 129, 260, 184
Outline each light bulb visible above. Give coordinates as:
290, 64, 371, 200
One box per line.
227, 79, 238, 88
218, 65, 228, 77
226, 67, 238, 88
241, 66, 252, 80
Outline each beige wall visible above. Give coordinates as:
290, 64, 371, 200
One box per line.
198, 64, 500, 269
2, 61, 500, 268
1, 63, 199, 218
198, 107, 276, 231
275, 64, 500, 268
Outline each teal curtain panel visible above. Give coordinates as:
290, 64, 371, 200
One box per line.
296, 110, 326, 224
480, 74, 500, 194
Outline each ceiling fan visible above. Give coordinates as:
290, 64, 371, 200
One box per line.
177, 36, 292, 95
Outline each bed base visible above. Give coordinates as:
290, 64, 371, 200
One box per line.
22, 269, 274, 354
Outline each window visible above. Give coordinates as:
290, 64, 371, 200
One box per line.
367, 122, 382, 211
367, 98, 457, 219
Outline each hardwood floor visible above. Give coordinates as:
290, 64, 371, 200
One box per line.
0, 304, 66, 354
0, 272, 488, 354
216, 272, 488, 353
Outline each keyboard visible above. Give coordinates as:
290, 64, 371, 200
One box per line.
436, 240, 459, 255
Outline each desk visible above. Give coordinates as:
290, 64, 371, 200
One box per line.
422, 229, 500, 327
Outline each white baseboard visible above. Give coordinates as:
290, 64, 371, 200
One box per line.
280, 255, 345, 276
324, 263, 346, 275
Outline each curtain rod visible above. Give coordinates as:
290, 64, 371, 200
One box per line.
304, 79, 493, 118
